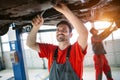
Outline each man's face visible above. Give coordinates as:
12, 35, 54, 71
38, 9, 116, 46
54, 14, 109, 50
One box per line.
56, 24, 71, 42
91, 28, 98, 35
92, 29, 98, 35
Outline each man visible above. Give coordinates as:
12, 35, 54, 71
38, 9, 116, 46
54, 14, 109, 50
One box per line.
26, 3, 88, 80
90, 24, 117, 80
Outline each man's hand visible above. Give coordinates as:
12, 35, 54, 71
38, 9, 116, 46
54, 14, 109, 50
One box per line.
53, 3, 69, 13
32, 15, 44, 29
26, 15, 44, 52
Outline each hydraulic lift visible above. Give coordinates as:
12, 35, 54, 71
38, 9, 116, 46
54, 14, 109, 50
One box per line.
0, 22, 53, 80
0, 23, 32, 80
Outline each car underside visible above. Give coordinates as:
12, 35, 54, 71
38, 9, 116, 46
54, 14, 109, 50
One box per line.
0, 0, 120, 35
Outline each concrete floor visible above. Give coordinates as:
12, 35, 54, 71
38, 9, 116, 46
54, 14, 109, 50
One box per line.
0, 67, 120, 80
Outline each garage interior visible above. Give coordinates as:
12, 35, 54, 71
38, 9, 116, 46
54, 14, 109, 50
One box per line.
0, 0, 120, 80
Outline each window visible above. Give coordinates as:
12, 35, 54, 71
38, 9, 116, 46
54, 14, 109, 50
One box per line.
1, 34, 10, 51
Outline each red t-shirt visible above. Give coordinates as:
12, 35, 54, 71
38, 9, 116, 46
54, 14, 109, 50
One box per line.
38, 42, 87, 79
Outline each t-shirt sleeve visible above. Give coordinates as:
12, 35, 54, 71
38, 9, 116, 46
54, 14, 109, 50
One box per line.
74, 41, 87, 55
82, 45, 87, 55
38, 43, 56, 58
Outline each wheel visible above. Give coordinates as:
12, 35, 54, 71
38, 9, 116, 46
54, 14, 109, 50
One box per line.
0, 24, 9, 36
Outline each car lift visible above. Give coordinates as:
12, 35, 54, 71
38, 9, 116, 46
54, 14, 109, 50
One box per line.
7, 23, 31, 80
0, 9, 56, 79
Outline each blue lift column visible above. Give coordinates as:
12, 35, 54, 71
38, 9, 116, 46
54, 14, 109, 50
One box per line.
8, 24, 28, 80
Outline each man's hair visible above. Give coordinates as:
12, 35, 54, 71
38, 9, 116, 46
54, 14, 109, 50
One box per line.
56, 20, 73, 33
90, 27, 97, 34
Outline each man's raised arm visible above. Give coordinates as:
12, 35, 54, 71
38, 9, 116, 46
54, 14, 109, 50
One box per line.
26, 15, 44, 52
53, 3, 88, 50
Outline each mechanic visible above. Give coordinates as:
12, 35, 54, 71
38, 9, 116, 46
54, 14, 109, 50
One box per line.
26, 3, 88, 80
90, 24, 117, 80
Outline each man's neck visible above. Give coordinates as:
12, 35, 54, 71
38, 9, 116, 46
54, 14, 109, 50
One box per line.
58, 42, 71, 50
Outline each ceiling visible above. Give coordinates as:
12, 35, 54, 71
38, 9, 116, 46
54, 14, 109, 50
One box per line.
0, 0, 120, 35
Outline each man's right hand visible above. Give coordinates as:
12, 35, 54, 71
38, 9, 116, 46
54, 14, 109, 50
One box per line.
32, 15, 44, 29
26, 15, 44, 52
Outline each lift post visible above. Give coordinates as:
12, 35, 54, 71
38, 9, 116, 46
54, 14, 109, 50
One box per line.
8, 24, 28, 80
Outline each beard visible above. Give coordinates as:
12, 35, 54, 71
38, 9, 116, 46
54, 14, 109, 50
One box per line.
56, 34, 67, 42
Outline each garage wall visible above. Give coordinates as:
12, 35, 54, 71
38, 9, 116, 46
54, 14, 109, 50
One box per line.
3, 39, 120, 69
84, 39, 120, 67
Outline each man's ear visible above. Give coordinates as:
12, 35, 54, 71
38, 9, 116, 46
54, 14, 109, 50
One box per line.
70, 33, 73, 38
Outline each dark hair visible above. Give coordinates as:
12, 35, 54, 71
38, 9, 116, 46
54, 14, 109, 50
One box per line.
56, 20, 72, 33
90, 27, 97, 33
